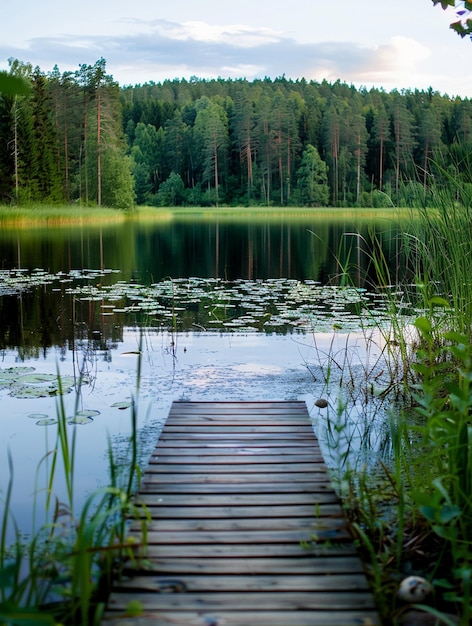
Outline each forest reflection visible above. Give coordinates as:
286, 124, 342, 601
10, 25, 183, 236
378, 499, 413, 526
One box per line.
0, 212, 405, 355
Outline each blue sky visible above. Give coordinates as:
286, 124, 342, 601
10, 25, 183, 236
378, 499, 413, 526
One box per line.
1, 0, 471, 96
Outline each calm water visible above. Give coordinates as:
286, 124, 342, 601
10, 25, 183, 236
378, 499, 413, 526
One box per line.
0, 211, 404, 541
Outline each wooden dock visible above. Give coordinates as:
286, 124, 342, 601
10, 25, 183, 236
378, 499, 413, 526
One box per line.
103, 400, 380, 626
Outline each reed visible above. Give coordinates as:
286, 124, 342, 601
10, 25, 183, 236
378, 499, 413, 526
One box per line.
0, 356, 149, 625
308, 204, 472, 623
0, 204, 131, 227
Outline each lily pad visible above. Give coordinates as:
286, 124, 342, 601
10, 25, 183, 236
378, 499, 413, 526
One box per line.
19, 373, 58, 384
111, 401, 133, 410
0, 367, 35, 380
36, 418, 58, 426
76, 410, 100, 417
68, 416, 94, 425
9, 383, 73, 399
28, 413, 49, 419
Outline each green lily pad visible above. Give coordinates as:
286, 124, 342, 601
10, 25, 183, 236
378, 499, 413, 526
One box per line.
76, 410, 100, 417
19, 373, 58, 384
36, 418, 58, 426
28, 413, 49, 419
9, 384, 73, 399
0, 367, 35, 381
111, 402, 133, 410
68, 416, 94, 425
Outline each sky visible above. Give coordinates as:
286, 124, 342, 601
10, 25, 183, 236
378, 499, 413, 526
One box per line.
1, 0, 471, 97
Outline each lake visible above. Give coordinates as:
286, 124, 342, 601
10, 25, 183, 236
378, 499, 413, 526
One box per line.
0, 209, 406, 542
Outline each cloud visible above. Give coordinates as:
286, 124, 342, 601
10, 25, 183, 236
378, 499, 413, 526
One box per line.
0, 19, 435, 91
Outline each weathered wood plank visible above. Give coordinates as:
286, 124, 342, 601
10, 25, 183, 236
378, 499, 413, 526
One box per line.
135, 492, 338, 506
133, 503, 344, 519
134, 525, 351, 544
144, 462, 324, 473
102, 611, 380, 626
156, 433, 321, 444
153, 445, 324, 455
121, 554, 363, 574
140, 543, 357, 558
107, 589, 375, 610
139, 481, 334, 494
150, 454, 325, 465
140, 472, 332, 484
158, 430, 318, 444
102, 401, 379, 626
128, 513, 345, 533
163, 426, 315, 434
109, 572, 371, 593
168, 401, 309, 412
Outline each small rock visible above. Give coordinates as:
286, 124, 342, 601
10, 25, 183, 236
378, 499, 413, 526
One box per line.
397, 576, 432, 602
315, 398, 328, 408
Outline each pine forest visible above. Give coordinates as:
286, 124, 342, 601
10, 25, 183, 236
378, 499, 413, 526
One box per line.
2, 57, 472, 209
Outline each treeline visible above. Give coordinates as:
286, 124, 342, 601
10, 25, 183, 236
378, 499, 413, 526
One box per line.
2, 57, 472, 208
0, 58, 135, 208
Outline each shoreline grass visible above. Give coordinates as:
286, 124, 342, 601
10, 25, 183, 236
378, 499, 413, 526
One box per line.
0, 203, 410, 228
0, 359, 148, 625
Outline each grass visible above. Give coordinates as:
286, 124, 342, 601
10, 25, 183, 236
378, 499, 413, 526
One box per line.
313, 191, 472, 624
0, 203, 409, 228
0, 354, 149, 625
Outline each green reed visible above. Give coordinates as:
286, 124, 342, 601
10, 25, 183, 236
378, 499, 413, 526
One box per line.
0, 355, 149, 625
308, 206, 472, 623
403, 176, 472, 342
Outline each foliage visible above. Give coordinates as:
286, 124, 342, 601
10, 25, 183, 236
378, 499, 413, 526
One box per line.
4, 59, 472, 208
410, 319, 472, 624
0, 362, 149, 625
433, 1, 472, 38
154, 171, 186, 206
296, 144, 329, 206
0, 59, 134, 209
403, 172, 472, 343
0, 72, 30, 97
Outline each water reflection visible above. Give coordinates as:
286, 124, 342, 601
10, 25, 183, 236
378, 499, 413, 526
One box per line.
0, 212, 405, 542
0, 213, 405, 355
0, 213, 403, 284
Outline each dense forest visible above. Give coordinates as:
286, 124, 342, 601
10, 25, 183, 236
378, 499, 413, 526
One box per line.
1, 57, 472, 209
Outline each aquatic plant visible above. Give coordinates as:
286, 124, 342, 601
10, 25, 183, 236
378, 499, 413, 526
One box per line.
0, 354, 149, 625
305, 210, 472, 623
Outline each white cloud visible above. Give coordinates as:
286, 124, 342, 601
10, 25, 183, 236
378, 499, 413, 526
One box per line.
372, 37, 431, 72
0, 8, 469, 96
153, 20, 283, 48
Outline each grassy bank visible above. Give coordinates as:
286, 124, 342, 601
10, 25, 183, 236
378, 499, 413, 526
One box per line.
0, 203, 409, 228
328, 196, 472, 625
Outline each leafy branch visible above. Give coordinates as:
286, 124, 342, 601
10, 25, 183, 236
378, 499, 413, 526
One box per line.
433, 0, 472, 38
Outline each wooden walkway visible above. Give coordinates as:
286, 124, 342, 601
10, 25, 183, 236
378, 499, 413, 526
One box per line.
103, 401, 380, 626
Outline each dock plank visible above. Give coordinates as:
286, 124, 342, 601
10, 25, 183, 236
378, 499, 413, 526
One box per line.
102, 401, 379, 625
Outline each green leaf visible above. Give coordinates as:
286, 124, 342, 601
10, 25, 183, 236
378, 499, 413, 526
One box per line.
0, 72, 30, 96
419, 505, 436, 522
450, 20, 468, 36
111, 401, 133, 410
429, 296, 450, 308
125, 600, 143, 617
439, 504, 461, 524
432, 524, 458, 540
414, 316, 432, 333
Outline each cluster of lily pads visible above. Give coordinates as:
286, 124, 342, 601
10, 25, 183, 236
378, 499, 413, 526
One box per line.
69, 276, 394, 333
0, 365, 134, 426
0, 267, 120, 296
0, 366, 78, 399
1, 267, 398, 333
